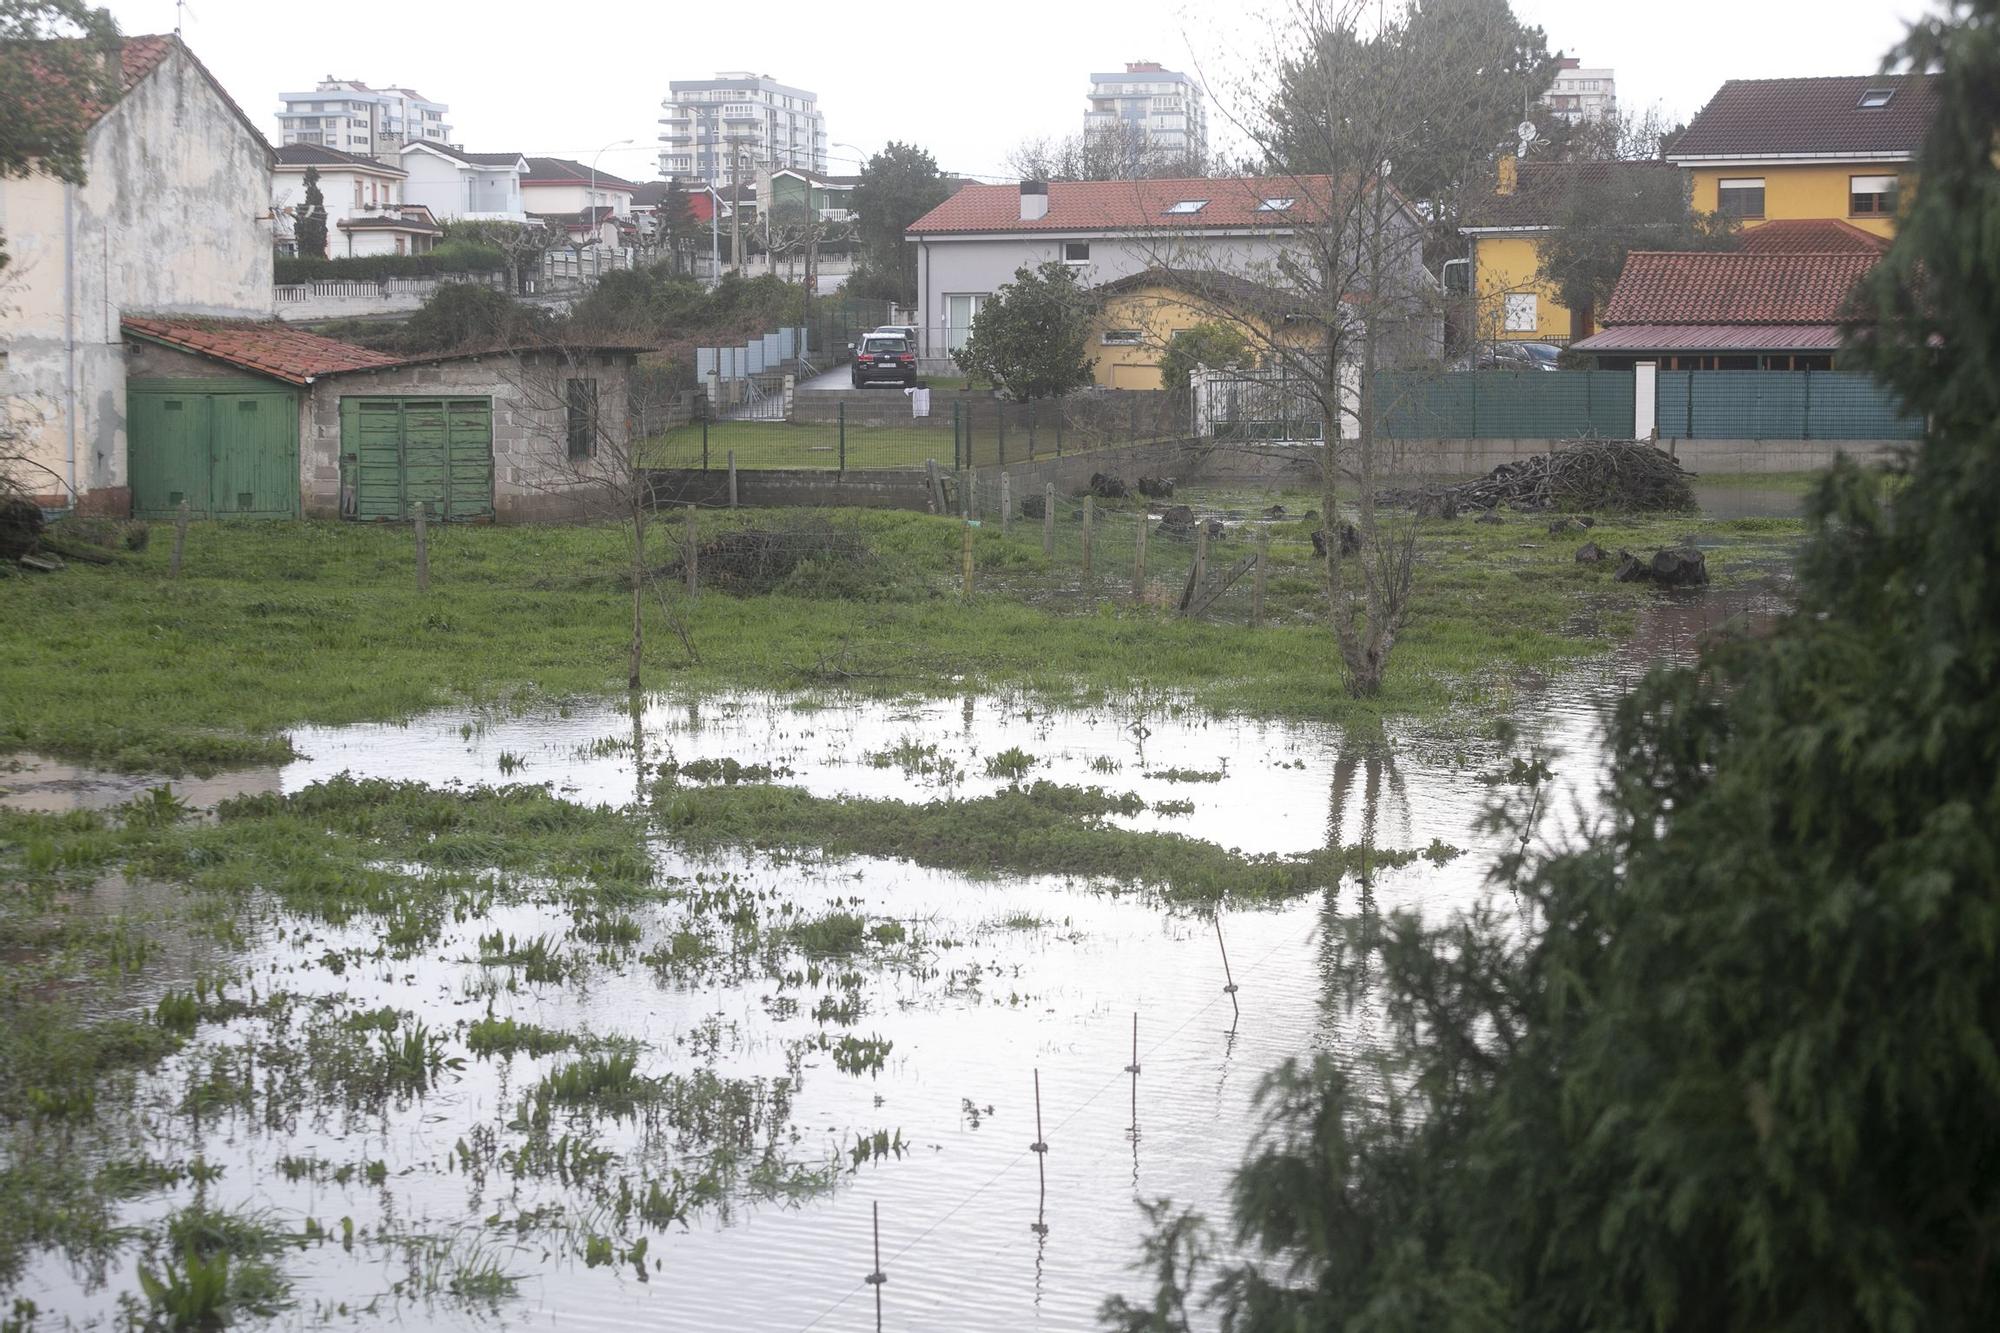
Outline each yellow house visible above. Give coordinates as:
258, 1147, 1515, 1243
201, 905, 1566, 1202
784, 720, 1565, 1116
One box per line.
1460, 158, 1680, 344
1668, 73, 1934, 239
1085, 270, 1319, 390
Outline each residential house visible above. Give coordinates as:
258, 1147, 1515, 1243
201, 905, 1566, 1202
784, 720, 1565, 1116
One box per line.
1568, 245, 1884, 371
399, 141, 528, 221
522, 156, 639, 250
1667, 74, 1935, 239
119, 317, 642, 522
1540, 58, 1616, 125
906, 176, 1432, 366
273, 144, 440, 257
0, 34, 272, 514
1089, 269, 1317, 390
1459, 157, 1683, 345
276, 78, 449, 156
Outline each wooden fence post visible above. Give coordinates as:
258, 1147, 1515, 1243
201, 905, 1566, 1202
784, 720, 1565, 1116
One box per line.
961, 522, 975, 599
1251, 531, 1269, 627
1000, 472, 1011, 537
413, 500, 430, 594
1042, 482, 1056, 558
1132, 511, 1148, 601
1081, 495, 1094, 583
684, 504, 699, 600
169, 499, 190, 579
727, 450, 738, 509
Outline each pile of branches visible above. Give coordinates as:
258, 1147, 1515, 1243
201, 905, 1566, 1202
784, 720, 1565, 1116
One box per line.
664, 517, 877, 596
1384, 440, 1697, 514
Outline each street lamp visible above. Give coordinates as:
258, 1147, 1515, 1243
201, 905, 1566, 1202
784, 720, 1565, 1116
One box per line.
589, 137, 634, 276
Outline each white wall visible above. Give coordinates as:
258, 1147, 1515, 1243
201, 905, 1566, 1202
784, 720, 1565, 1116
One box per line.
521, 181, 633, 218
0, 43, 273, 509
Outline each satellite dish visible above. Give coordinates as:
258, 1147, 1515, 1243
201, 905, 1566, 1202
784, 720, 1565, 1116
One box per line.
1517, 120, 1538, 142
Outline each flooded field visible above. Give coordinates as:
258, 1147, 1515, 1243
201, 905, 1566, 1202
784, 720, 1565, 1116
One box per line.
0, 580, 1783, 1332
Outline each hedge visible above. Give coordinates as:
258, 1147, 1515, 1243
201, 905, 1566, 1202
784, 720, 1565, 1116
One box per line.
274, 243, 506, 284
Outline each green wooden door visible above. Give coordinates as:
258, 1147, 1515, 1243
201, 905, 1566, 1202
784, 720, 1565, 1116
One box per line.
341, 397, 494, 521
128, 380, 299, 519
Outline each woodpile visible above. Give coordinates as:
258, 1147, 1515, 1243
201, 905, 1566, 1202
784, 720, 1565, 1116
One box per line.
1385, 440, 1697, 514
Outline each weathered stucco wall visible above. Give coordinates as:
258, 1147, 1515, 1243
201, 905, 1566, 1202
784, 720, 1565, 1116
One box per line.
0, 43, 273, 511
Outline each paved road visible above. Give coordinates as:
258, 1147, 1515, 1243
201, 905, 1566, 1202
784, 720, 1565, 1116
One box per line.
797, 363, 854, 392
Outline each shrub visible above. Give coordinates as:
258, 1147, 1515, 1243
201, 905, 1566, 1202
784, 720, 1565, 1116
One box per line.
273, 246, 506, 284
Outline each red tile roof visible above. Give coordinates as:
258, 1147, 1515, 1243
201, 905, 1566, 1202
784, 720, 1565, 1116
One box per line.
1669, 74, 1937, 160
908, 176, 1343, 235
122, 317, 399, 385
1572, 323, 1844, 353
23, 34, 266, 158
1602, 250, 1881, 326
1734, 218, 1890, 254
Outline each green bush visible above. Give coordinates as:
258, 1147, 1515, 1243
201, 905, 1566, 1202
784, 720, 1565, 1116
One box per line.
274, 245, 506, 284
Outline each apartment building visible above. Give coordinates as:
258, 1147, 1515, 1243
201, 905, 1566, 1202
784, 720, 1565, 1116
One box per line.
1084, 62, 1208, 168
1541, 57, 1616, 125
276, 78, 450, 155
658, 73, 827, 189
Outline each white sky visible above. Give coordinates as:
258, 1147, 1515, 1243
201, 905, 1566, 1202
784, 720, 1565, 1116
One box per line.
109, 0, 1939, 183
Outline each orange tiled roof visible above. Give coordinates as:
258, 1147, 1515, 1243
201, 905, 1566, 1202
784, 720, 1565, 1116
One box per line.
908, 176, 1344, 235
122, 317, 398, 385
1602, 250, 1881, 326
1734, 218, 1891, 254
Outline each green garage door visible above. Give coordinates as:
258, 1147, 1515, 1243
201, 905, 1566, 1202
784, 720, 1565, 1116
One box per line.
128, 380, 299, 519
342, 398, 494, 521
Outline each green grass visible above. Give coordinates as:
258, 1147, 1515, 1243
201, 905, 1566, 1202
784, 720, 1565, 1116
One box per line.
0, 503, 1804, 775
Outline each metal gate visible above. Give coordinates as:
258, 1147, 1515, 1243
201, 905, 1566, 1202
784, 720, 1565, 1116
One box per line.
128, 380, 300, 519
339, 397, 494, 521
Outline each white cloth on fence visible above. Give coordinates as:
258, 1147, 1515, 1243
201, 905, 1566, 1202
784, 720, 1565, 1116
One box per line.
905, 386, 931, 418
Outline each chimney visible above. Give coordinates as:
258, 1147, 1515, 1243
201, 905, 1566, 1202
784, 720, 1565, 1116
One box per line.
1496, 155, 1517, 196
1020, 179, 1049, 222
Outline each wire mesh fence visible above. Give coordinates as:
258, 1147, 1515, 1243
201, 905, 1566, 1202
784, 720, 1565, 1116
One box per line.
638, 390, 1196, 472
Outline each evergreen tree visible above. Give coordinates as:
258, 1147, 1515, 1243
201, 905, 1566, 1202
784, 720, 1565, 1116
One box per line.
294, 165, 328, 260
850, 142, 949, 305
1105, 4, 2000, 1329
951, 262, 1096, 401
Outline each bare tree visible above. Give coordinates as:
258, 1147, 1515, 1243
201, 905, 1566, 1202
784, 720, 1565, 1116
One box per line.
499, 337, 699, 691
1005, 122, 1208, 183
1124, 0, 1451, 697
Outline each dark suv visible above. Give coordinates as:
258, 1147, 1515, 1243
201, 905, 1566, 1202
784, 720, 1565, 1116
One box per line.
851, 332, 917, 387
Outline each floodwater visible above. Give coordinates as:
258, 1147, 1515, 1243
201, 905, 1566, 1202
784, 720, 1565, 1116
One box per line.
1, 580, 1788, 1332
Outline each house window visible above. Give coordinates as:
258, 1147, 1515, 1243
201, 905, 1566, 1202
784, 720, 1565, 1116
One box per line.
1717, 178, 1765, 219
1850, 174, 1900, 216
1858, 87, 1895, 108
1504, 292, 1538, 333
1101, 329, 1144, 346
1063, 241, 1090, 264
566, 379, 599, 460
945, 293, 987, 353
353, 179, 363, 206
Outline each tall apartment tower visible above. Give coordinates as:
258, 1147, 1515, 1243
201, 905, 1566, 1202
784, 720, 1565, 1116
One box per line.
275, 79, 450, 155
1541, 57, 1617, 124
1084, 62, 1207, 169
659, 73, 828, 189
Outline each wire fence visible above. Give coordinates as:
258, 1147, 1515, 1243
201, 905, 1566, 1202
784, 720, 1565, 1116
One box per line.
639, 390, 1195, 472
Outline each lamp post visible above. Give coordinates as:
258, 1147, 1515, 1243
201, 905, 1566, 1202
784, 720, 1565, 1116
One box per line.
589, 137, 633, 277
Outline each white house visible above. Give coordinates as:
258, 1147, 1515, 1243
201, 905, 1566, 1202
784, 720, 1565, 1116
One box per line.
0, 34, 273, 514
906, 176, 1432, 361
522, 156, 637, 251
398, 141, 528, 222
273, 144, 440, 257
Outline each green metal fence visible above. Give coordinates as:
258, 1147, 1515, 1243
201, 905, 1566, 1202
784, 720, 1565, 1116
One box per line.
1376, 370, 1635, 439
1656, 370, 1921, 440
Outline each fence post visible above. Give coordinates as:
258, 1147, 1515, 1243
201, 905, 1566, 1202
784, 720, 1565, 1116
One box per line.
967, 470, 977, 519
728, 450, 738, 508
685, 504, 699, 600
1042, 482, 1056, 559
1081, 495, 1094, 585
701, 417, 710, 471
961, 523, 974, 599
1028, 400, 1038, 459
1055, 399, 1063, 457
1801, 368, 1813, 440
1000, 472, 1011, 537
838, 400, 847, 474
998, 403, 1008, 466
169, 499, 190, 579
953, 399, 963, 470
413, 500, 430, 594
1251, 531, 1269, 627
1132, 510, 1148, 601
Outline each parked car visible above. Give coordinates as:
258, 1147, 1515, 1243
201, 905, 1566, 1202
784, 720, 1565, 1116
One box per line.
1451, 341, 1564, 372
851, 331, 917, 387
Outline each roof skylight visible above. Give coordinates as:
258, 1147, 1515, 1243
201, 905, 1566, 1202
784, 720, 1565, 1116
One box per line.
1858, 87, 1895, 108
1165, 199, 1209, 214
1257, 197, 1296, 212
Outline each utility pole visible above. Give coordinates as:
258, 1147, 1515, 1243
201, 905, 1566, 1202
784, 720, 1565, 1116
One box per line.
727, 136, 753, 279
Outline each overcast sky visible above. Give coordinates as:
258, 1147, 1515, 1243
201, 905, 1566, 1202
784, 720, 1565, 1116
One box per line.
111, 0, 1938, 182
